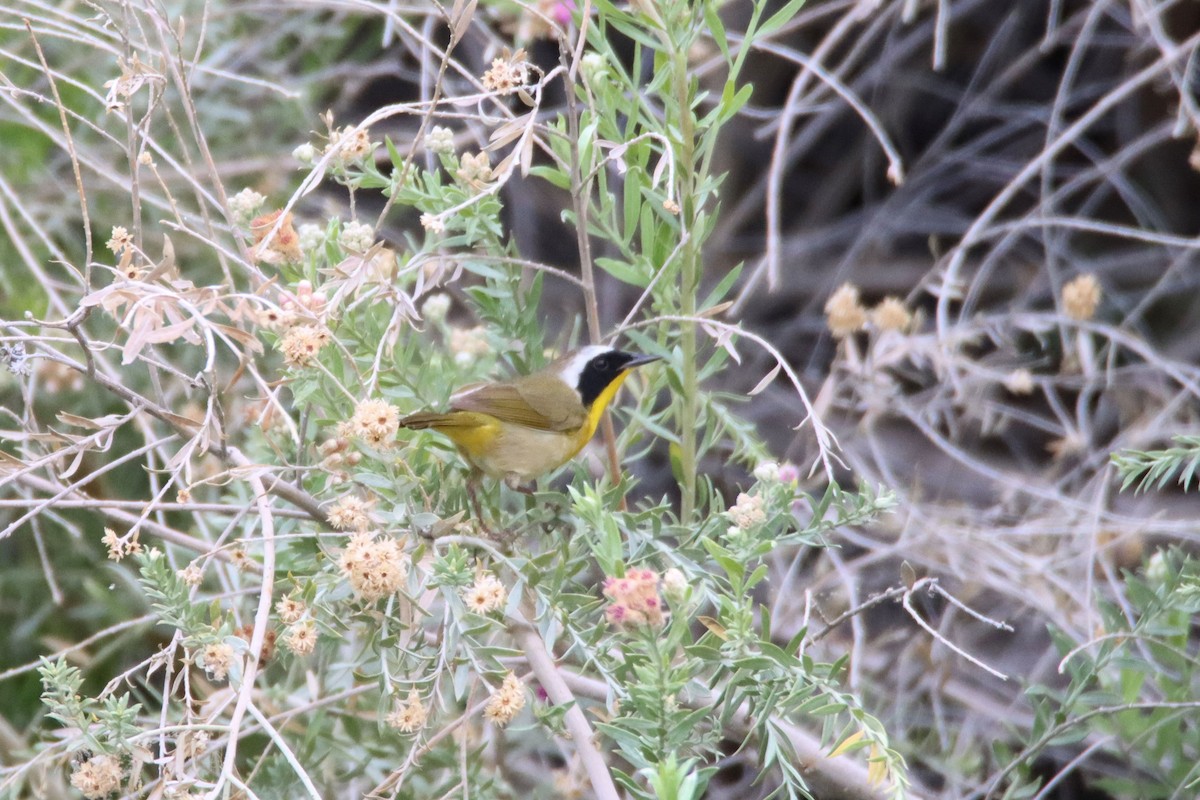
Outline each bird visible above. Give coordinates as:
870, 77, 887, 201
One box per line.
398, 345, 660, 522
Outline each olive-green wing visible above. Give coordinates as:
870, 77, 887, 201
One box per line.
450, 380, 585, 431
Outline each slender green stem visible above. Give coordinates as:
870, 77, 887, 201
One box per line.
562, 41, 625, 491
672, 42, 700, 522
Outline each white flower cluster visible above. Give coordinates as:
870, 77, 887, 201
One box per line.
339, 220, 375, 253
425, 126, 455, 154
229, 188, 266, 223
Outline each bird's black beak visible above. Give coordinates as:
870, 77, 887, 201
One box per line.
623, 353, 661, 370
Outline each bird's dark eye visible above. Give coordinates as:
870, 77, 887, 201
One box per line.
594, 356, 610, 371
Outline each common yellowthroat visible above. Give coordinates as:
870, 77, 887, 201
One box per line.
399, 346, 659, 519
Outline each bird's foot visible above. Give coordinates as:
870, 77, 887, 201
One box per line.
465, 476, 519, 546
503, 472, 536, 496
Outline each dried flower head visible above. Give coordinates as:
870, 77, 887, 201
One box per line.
276, 595, 307, 625
463, 573, 507, 614
327, 494, 375, 532
229, 547, 252, 571
254, 305, 297, 332
386, 688, 428, 733
106, 226, 133, 255
279, 324, 330, 367
102, 527, 142, 561
326, 124, 374, 166
1004, 368, 1035, 395
824, 283, 867, 338
727, 492, 766, 529
456, 152, 494, 191
284, 619, 318, 656
119, 257, 146, 281
1047, 431, 1086, 460
70, 753, 124, 799
1062, 273, 1101, 321
200, 642, 236, 682
871, 296, 912, 332
177, 562, 203, 586
319, 436, 351, 472
179, 728, 210, 760
249, 210, 302, 264
235, 624, 277, 668
425, 126, 456, 154
449, 326, 490, 366
483, 672, 526, 726
1, 343, 30, 377
421, 293, 451, 324
346, 399, 401, 448
419, 213, 445, 234
339, 533, 409, 602
602, 568, 665, 628
103, 53, 164, 113
482, 48, 530, 95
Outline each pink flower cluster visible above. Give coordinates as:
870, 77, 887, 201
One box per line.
283, 280, 327, 316
603, 568, 664, 629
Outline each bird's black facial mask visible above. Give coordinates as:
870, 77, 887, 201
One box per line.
576, 351, 658, 407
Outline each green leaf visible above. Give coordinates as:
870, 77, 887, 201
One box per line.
757, 0, 808, 38
640, 200, 659, 262
384, 135, 404, 171
528, 164, 571, 190
744, 563, 769, 591
718, 81, 754, 125
704, 2, 730, 61
623, 168, 643, 246
669, 441, 685, 486
702, 262, 744, 309
596, 256, 650, 288
578, 118, 599, 168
